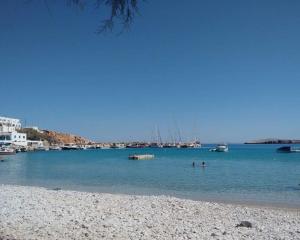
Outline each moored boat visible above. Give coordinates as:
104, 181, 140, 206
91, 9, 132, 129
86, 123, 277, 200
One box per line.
163, 143, 177, 148
99, 144, 111, 149
0, 146, 16, 155
177, 141, 201, 148
15, 146, 28, 153
149, 142, 163, 148
128, 154, 155, 160
126, 143, 147, 148
35, 146, 49, 151
61, 144, 79, 150
111, 143, 126, 149
277, 146, 300, 153
49, 145, 62, 151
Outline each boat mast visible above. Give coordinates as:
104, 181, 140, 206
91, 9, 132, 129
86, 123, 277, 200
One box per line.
156, 126, 162, 145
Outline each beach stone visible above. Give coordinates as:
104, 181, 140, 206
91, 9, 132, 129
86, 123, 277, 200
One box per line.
236, 221, 252, 228
81, 224, 88, 229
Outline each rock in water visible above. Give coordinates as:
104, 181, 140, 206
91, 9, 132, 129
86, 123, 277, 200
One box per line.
236, 221, 252, 228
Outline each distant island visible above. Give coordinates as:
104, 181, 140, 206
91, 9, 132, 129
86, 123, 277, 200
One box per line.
245, 139, 300, 144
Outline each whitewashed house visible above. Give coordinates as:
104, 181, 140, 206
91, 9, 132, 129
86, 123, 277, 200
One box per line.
0, 116, 27, 147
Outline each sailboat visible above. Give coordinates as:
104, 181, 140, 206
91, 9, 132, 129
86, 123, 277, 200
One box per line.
149, 126, 163, 148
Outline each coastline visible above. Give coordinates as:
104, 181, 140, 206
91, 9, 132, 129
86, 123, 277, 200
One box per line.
1, 185, 299, 240
4, 181, 300, 210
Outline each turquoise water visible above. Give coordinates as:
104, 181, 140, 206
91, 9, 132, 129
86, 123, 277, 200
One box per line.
1, 144, 300, 207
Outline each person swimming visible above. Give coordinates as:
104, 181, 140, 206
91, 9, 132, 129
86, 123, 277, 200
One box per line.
192, 162, 195, 167
201, 161, 206, 167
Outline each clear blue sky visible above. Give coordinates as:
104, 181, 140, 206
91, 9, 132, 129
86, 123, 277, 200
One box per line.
1, 0, 300, 142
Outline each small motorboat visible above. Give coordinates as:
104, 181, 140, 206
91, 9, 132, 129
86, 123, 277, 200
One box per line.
277, 146, 300, 153
20, 147, 28, 152
35, 146, 49, 151
128, 154, 155, 160
209, 144, 229, 152
61, 144, 79, 150
49, 145, 62, 151
110, 143, 126, 149
0, 147, 16, 155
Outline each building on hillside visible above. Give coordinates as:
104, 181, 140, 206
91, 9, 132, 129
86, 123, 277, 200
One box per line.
0, 116, 21, 132
23, 126, 43, 133
0, 116, 27, 147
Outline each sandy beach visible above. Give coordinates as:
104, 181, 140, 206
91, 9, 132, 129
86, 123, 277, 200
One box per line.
0, 185, 299, 240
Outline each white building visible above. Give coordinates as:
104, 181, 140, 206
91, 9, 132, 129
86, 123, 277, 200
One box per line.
24, 126, 43, 133
0, 132, 27, 147
0, 116, 27, 147
0, 116, 21, 132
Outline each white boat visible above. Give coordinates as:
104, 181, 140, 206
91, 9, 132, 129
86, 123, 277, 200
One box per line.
128, 154, 155, 160
99, 144, 111, 149
178, 141, 201, 148
61, 144, 79, 150
35, 146, 49, 151
0, 146, 16, 155
216, 144, 228, 152
85, 145, 96, 149
49, 145, 62, 151
111, 143, 126, 149
210, 144, 229, 152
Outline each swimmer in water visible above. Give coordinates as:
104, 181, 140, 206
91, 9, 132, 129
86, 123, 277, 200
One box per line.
201, 161, 206, 167
192, 162, 195, 167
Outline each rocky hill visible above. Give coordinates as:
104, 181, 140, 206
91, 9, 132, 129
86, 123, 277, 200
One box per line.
42, 130, 91, 144
18, 128, 91, 145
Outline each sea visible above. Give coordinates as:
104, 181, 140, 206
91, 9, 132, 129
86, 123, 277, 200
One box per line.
1, 144, 300, 208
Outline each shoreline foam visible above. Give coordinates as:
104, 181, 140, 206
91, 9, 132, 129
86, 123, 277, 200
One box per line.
0, 185, 300, 239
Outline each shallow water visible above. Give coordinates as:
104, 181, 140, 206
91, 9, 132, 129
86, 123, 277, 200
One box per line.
0, 144, 300, 207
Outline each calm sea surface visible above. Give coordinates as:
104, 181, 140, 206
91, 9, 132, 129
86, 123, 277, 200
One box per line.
1, 144, 300, 207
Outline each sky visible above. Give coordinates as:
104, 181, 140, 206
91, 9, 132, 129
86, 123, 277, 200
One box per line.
1, 0, 300, 143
